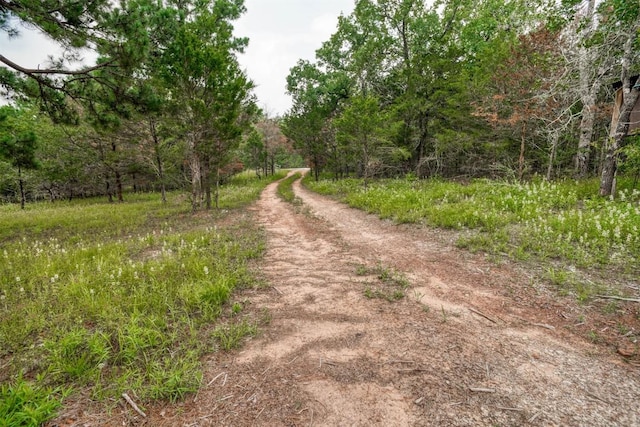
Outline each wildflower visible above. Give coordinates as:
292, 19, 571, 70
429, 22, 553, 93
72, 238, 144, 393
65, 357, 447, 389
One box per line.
15, 276, 20, 283
204, 266, 209, 275
19, 287, 24, 293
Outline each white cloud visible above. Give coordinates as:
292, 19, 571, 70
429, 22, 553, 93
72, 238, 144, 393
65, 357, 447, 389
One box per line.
236, 0, 354, 116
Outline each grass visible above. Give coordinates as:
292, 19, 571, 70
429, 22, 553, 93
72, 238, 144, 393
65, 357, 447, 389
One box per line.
277, 171, 303, 205
306, 176, 640, 276
0, 172, 284, 423
358, 263, 410, 302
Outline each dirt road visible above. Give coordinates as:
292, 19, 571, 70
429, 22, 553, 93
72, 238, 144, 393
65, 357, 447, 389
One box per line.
98, 170, 640, 425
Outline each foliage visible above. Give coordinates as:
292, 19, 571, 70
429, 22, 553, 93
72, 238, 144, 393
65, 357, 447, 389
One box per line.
0, 174, 278, 410
305, 176, 640, 271
0, 377, 70, 427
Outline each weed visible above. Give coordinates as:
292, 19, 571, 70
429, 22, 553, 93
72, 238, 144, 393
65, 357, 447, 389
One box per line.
0, 173, 277, 413
306, 177, 640, 273
277, 172, 302, 205
213, 319, 258, 351
0, 377, 70, 427
587, 330, 601, 343
360, 263, 409, 302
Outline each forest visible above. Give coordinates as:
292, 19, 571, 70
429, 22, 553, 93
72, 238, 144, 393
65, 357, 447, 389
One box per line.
283, 0, 640, 194
0, 0, 297, 211
0, 0, 639, 209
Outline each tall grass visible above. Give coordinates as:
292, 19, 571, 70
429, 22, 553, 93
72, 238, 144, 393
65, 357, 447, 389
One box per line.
305, 176, 640, 273
277, 172, 302, 204
0, 173, 283, 423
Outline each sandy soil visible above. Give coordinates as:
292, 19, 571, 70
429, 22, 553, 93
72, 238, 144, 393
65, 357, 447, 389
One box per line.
55, 170, 640, 426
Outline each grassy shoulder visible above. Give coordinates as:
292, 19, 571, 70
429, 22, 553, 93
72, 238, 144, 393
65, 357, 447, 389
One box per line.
0, 171, 284, 424
304, 175, 640, 290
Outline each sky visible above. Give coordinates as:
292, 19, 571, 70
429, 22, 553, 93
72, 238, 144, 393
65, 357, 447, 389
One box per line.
0, 0, 355, 115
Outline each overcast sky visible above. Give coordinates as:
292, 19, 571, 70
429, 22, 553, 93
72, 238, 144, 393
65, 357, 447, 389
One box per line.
0, 0, 354, 115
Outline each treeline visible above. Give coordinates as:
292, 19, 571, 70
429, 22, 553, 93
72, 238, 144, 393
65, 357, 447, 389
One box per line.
0, 0, 295, 209
282, 0, 640, 195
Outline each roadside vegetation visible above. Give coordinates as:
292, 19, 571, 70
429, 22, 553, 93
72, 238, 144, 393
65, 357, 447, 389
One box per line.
276, 172, 302, 205
305, 175, 640, 292
0, 172, 285, 424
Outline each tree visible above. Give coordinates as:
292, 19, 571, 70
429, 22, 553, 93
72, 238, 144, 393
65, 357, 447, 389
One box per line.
153, 0, 255, 211
335, 95, 404, 187
598, 0, 640, 196
0, 0, 159, 121
0, 105, 39, 208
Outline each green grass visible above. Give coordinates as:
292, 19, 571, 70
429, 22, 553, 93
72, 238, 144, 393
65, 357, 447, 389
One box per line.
307, 175, 640, 277
277, 172, 302, 205
358, 263, 410, 302
0, 377, 70, 427
0, 173, 282, 421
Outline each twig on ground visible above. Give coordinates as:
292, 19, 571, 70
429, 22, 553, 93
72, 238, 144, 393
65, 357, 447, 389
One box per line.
122, 393, 146, 418
469, 387, 496, 393
207, 371, 227, 387
469, 307, 498, 324
529, 412, 542, 422
595, 295, 640, 303
496, 406, 524, 412
396, 368, 429, 372
273, 286, 284, 295
586, 392, 612, 405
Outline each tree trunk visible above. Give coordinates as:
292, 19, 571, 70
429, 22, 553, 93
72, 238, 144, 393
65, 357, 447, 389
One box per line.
150, 119, 167, 204
518, 122, 526, 181
115, 170, 123, 202
111, 141, 124, 202
575, 0, 598, 177
576, 93, 596, 176
18, 166, 25, 210
188, 134, 201, 212
215, 167, 220, 210
106, 175, 113, 203
546, 132, 559, 181
599, 35, 640, 196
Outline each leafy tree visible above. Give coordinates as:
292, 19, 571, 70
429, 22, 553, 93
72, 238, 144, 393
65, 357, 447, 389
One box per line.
0, 105, 39, 208
335, 95, 404, 187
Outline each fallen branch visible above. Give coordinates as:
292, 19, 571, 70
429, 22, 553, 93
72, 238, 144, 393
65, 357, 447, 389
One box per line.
273, 287, 284, 295
469, 308, 498, 324
122, 393, 146, 418
469, 387, 496, 393
595, 295, 640, 303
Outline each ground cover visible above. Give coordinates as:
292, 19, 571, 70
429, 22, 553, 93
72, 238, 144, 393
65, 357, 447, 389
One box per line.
0, 171, 285, 425
305, 176, 640, 294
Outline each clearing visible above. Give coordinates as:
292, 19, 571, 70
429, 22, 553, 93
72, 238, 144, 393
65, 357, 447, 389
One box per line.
55, 169, 640, 426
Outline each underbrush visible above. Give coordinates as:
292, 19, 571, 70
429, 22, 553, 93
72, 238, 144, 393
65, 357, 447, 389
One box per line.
0, 173, 281, 423
305, 176, 640, 279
